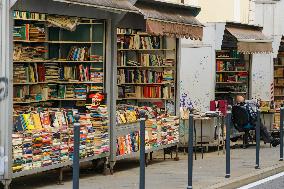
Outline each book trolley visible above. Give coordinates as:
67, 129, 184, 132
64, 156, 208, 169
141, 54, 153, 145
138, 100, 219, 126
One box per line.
214, 22, 273, 104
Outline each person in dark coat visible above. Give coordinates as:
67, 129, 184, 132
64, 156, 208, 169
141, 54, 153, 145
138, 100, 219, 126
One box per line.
235, 95, 279, 147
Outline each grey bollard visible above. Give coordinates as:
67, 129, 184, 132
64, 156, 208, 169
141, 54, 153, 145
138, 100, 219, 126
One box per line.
73, 114, 80, 189
187, 114, 194, 189
280, 108, 284, 161
255, 110, 260, 169
140, 111, 146, 189
225, 112, 231, 178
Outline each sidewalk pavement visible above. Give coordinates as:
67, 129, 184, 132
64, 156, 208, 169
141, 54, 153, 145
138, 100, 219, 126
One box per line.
9, 144, 284, 189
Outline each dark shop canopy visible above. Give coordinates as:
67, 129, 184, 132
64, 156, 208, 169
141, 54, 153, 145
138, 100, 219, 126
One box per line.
119, 0, 203, 40
51, 0, 139, 13
222, 22, 273, 54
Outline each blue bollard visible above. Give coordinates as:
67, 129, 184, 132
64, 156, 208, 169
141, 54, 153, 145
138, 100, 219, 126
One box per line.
187, 114, 194, 189
255, 110, 260, 169
280, 108, 284, 161
73, 114, 80, 189
225, 112, 231, 178
140, 111, 146, 189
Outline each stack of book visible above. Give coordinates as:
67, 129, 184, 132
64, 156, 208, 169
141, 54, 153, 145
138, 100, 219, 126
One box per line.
13, 45, 47, 61
90, 55, 103, 62
29, 25, 45, 41
65, 85, 75, 99
163, 59, 175, 67
74, 84, 88, 99
90, 68, 104, 83
159, 116, 179, 145
13, 25, 29, 40
145, 119, 159, 149
14, 64, 28, 83
162, 70, 174, 82
12, 133, 24, 172
90, 106, 109, 154
45, 63, 59, 82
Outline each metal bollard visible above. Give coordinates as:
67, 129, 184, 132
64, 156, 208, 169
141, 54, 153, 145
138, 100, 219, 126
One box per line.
187, 114, 194, 189
73, 114, 80, 189
255, 110, 260, 169
280, 108, 284, 161
225, 112, 231, 178
140, 111, 146, 189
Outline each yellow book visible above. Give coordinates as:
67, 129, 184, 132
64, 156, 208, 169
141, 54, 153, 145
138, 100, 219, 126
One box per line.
23, 114, 35, 130
32, 113, 43, 130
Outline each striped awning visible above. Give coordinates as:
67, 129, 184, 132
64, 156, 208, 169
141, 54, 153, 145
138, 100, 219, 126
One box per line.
52, 0, 139, 13
225, 23, 272, 54
134, 0, 203, 40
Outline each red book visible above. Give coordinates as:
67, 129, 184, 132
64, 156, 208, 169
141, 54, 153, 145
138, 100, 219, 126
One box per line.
25, 24, 29, 40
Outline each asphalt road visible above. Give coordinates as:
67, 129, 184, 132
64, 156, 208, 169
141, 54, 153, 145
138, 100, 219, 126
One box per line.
239, 172, 284, 189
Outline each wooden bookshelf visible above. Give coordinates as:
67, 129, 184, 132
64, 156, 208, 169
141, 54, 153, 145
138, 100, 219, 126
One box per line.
215, 50, 249, 100
216, 58, 240, 60
216, 71, 247, 73
14, 40, 103, 44
14, 60, 103, 63
117, 98, 172, 100
116, 28, 177, 110
274, 41, 284, 109
117, 83, 172, 85
13, 13, 106, 108
14, 18, 46, 22
216, 82, 245, 84
117, 66, 174, 69
117, 49, 175, 51
215, 91, 247, 94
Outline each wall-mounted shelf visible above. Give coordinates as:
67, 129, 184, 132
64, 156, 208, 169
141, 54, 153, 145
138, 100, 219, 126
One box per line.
14, 40, 103, 44
117, 66, 174, 69
216, 82, 245, 84
14, 60, 103, 63
215, 91, 247, 94
216, 58, 240, 60
216, 71, 247, 73
118, 49, 175, 51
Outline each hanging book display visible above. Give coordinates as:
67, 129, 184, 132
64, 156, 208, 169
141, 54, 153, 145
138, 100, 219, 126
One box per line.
116, 28, 179, 159
12, 11, 108, 175
116, 104, 179, 156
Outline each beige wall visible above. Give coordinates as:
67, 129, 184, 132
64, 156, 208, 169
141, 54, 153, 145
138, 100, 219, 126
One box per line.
165, 0, 250, 24
197, 0, 235, 23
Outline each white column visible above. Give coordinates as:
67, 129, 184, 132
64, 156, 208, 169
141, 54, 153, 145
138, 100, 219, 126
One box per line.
0, 0, 13, 183
234, 0, 241, 22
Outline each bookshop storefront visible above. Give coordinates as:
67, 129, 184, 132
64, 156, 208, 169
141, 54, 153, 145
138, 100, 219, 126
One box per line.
111, 0, 203, 170
273, 36, 284, 129
0, 0, 204, 186
1, 0, 139, 187
215, 22, 273, 105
